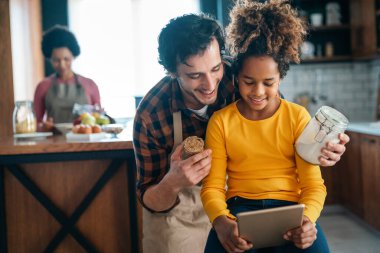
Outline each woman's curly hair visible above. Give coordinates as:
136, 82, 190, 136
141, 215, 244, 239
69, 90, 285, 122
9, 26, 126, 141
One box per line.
41, 25, 80, 59
226, 0, 307, 78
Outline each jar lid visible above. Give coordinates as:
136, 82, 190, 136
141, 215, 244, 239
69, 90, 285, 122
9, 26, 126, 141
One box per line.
316, 106, 349, 131
15, 100, 33, 105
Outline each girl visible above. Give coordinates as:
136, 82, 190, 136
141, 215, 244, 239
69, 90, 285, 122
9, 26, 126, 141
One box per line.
201, 1, 330, 252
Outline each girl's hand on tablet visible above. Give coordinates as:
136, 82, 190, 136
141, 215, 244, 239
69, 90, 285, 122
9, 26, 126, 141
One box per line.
283, 215, 317, 249
213, 215, 253, 253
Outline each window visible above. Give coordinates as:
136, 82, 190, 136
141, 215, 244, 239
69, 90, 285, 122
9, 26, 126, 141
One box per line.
68, 0, 200, 118
10, 0, 44, 102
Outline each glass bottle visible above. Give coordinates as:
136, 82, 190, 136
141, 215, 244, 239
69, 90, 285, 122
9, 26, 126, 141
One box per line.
13, 100, 37, 134
295, 106, 349, 165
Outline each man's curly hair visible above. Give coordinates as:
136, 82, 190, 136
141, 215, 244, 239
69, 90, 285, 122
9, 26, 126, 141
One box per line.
226, 0, 307, 78
41, 25, 80, 59
158, 13, 225, 74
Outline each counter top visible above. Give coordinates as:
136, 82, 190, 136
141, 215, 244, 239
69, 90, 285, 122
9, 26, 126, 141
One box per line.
347, 122, 380, 136
0, 132, 133, 156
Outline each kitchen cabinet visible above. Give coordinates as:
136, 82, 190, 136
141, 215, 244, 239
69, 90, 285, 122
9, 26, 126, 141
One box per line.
301, 128, 380, 230
321, 131, 363, 210
360, 133, 380, 230
321, 164, 342, 205
322, 129, 380, 231
293, 0, 353, 62
291, 0, 380, 62
339, 131, 363, 217
376, 0, 380, 51
350, 0, 377, 58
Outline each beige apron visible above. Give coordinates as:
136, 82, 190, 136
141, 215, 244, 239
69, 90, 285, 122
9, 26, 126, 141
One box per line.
142, 111, 212, 253
45, 74, 88, 123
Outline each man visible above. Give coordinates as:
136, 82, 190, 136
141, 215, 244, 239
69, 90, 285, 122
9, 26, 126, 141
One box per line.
133, 13, 349, 253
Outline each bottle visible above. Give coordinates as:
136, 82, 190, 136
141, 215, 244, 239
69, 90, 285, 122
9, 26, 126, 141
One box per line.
13, 100, 37, 134
295, 106, 349, 165
325, 42, 334, 57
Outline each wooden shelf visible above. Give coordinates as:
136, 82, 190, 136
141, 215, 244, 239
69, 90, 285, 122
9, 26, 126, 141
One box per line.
301, 55, 352, 63
310, 24, 351, 31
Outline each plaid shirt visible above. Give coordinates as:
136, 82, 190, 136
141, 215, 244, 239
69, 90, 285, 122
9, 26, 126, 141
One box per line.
133, 59, 237, 212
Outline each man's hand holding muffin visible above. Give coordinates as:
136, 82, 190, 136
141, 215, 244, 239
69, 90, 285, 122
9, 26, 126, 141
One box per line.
164, 136, 212, 191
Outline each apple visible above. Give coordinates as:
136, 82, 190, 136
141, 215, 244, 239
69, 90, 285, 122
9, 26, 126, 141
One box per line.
73, 117, 81, 126
96, 115, 110, 125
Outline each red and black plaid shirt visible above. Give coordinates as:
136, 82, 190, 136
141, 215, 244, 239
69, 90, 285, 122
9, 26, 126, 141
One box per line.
133, 59, 237, 211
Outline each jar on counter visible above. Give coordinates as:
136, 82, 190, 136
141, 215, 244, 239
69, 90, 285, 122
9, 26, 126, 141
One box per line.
13, 100, 37, 134
295, 106, 349, 165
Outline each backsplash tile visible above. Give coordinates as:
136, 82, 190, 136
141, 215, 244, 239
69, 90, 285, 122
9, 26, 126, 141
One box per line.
281, 61, 379, 122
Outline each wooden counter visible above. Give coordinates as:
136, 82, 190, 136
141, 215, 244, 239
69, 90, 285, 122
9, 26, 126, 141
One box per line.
0, 133, 140, 253
0, 134, 133, 155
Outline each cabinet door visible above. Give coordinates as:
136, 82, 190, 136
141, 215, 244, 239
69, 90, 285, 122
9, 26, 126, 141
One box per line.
350, 0, 377, 58
340, 132, 363, 217
361, 134, 380, 230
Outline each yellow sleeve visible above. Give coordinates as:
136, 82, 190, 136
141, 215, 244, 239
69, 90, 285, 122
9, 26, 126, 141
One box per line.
201, 112, 235, 223
295, 108, 327, 223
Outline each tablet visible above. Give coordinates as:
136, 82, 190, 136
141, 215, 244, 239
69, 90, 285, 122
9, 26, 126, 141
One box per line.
237, 204, 305, 249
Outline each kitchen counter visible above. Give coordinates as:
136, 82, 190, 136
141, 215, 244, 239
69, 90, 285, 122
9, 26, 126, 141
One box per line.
0, 133, 133, 156
347, 122, 380, 136
0, 131, 140, 253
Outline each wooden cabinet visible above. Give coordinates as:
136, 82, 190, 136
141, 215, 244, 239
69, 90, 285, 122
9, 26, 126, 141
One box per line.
208, 0, 380, 62
376, 0, 380, 51
350, 0, 377, 58
313, 130, 380, 232
360, 133, 380, 230
321, 131, 363, 210
339, 131, 363, 217
323, 130, 380, 231
321, 166, 340, 205
293, 0, 353, 62
291, 0, 380, 62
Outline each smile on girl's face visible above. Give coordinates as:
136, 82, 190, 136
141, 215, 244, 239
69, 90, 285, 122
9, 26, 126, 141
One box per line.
237, 55, 281, 120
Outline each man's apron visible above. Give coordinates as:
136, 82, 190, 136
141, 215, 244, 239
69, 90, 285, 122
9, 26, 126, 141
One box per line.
142, 111, 212, 253
45, 74, 88, 123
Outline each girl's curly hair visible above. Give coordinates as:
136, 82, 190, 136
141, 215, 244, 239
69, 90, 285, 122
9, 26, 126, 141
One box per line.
226, 0, 307, 78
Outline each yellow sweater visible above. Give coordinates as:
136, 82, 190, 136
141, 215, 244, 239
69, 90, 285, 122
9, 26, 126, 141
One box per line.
201, 99, 326, 223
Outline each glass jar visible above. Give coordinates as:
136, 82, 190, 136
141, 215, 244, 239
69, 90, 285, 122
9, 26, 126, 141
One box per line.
13, 100, 37, 134
295, 106, 349, 165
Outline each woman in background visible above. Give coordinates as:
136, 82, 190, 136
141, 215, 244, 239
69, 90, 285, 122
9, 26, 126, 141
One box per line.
34, 25, 100, 126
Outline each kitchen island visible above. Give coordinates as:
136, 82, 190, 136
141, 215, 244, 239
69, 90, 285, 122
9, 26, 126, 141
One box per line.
0, 133, 140, 253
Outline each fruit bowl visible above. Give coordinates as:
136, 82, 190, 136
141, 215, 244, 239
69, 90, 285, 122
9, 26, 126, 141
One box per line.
54, 123, 73, 134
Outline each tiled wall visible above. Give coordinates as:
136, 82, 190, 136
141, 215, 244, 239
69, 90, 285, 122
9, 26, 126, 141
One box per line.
281, 59, 380, 122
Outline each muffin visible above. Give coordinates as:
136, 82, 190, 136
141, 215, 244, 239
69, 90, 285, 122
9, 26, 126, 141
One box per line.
182, 136, 204, 159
